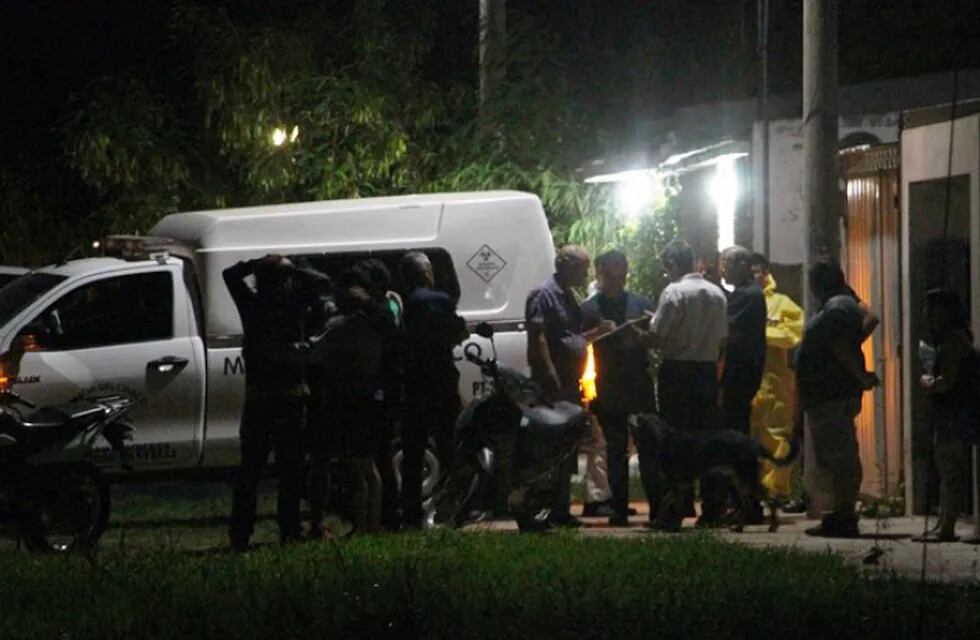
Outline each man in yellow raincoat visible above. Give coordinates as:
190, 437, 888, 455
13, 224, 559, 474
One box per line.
749, 253, 804, 498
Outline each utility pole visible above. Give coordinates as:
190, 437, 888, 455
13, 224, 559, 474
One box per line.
802, 0, 840, 519
479, 0, 506, 113
802, 0, 840, 278
757, 0, 770, 256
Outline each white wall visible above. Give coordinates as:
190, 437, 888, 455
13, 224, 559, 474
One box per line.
752, 113, 900, 264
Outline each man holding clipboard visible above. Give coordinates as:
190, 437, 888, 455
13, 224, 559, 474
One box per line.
581, 250, 660, 526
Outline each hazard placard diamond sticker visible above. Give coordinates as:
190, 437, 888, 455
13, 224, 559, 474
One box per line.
466, 244, 507, 283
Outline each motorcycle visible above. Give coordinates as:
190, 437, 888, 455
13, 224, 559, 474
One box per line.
0, 388, 134, 552
430, 322, 589, 532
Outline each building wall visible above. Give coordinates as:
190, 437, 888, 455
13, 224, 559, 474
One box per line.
900, 113, 980, 514
751, 114, 904, 501
751, 113, 900, 265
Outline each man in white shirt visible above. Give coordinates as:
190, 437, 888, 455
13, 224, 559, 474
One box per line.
647, 240, 729, 528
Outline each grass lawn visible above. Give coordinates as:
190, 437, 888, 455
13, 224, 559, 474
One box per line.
2, 530, 979, 640
99, 473, 649, 551
99, 480, 285, 550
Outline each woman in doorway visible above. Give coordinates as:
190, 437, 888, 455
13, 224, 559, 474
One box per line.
916, 289, 980, 542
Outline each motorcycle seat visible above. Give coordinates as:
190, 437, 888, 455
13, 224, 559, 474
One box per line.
516, 401, 589, 466
524, 401, 585, 428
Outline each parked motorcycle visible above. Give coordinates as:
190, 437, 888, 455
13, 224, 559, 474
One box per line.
430, 322, 589, 532
0, 388, 134, 552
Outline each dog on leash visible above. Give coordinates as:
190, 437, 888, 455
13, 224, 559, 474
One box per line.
630, 412, 799, 532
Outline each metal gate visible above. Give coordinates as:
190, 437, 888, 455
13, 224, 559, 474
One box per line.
842, 144, 903, 497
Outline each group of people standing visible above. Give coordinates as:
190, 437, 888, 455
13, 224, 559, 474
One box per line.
222, 238, 979, 548
526, 240, 892, 537
223, 252, 466, 550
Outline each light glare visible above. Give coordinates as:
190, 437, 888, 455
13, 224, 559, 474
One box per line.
711, 156, 739, 252
615, 171, 661, 218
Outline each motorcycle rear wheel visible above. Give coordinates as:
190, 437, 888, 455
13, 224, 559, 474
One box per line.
19, 465, 110, 554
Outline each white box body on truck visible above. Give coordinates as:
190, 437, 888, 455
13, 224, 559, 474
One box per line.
0, 266, 29, 289
0, 191, 556, 473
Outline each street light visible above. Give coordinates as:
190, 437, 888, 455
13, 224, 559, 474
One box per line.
710, 154, 740, 252
586, 169, 662, 219
271, 125, 299, 147
618, 173, 661, 219
584, 143, 747, 232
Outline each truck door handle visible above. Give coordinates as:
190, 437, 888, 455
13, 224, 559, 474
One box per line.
148, 356, 189, 374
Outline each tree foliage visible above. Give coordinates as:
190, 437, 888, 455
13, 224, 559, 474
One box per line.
3, 0, 679, 295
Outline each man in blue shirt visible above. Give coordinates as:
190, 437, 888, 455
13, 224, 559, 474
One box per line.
526, 246, 614, 526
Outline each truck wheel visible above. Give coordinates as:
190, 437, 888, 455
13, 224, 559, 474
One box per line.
20, 465, 110, 553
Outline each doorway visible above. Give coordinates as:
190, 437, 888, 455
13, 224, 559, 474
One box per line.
901, 110, 980, 516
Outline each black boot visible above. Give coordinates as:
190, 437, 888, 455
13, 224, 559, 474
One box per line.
805, 513, 859, 538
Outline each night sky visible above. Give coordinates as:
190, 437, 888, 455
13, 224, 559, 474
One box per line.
2, 0, 979, 167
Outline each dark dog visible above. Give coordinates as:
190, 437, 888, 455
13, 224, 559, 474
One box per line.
630, 412, 799, 532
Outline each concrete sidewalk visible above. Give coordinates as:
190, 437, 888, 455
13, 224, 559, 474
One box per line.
466, 507, 980, 582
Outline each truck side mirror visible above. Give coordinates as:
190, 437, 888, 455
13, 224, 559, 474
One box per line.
475, 321, 494, 339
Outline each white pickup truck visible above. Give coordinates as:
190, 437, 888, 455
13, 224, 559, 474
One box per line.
0, 191, 555, 478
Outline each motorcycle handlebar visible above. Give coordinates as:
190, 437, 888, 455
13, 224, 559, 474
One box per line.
463, 343, 504, 380
462, 342, 541, 400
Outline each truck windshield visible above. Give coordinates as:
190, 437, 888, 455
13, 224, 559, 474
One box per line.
0, 273, 66, 329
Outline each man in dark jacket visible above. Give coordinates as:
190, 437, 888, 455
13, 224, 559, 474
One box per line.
580, 249, 659, 526
224, 254, 330, 550
717, 245, 768, 524
720, 245, 768, 437
399, 251, 469, 528
356, 259, 405, 531
797, 257, 878, 538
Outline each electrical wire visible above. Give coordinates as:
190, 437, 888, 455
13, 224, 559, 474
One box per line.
915, 65, 960, 640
